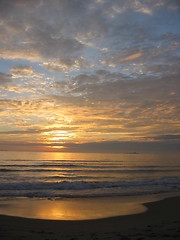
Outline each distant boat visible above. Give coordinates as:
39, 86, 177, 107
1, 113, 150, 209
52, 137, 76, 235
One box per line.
128, 151, 140, 154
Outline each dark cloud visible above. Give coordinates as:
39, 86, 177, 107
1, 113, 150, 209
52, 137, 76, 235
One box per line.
0, 0, 179, 66
0, 140, 179, 153
0, 126, 78, 135
52, 70, 180, 106
0, 72, 12, 85
0, 0, 85, 64
152, 135, 180, 141
63, 140, 180, 153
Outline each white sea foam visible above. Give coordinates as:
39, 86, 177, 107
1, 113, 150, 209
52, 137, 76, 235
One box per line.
0, 178, 179, 198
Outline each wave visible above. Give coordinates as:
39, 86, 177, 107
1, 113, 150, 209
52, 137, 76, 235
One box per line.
1, 164, 180, 169
0, 159, 114, 163
0, 168, 179, 174
0, 178, 179, 191
0, 177, 179, 199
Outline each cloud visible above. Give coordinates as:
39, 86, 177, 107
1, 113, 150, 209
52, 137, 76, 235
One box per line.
152, 134, 180, 141
0, 0, 180, 152
0, 139, 179, 153
122, 52, 143, 61
11, 65, 35, 76
0, 65, 50, 96
63, 140, 180, 153
52, 69, 180, 106
45, 68, 180, 146
0, 126, 78, 135
0, 0, 179, 69
10, 65, 44, 81
0, 1, 85, 67
100, 50, 144, 67
0, 72, 12, 85
42, 57, 90, 72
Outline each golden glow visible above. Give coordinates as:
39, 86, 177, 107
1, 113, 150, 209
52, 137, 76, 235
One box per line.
48, 130, 74, 140
123, 52, 143, 61
0, 197, 148, 220
50, 146, 67, 150
42, 129, 75, 150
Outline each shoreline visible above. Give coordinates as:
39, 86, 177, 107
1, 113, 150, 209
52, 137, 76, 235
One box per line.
0, 195, 180, 239
0, 192, 179, 220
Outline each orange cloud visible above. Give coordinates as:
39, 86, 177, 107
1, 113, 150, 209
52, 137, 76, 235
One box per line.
123, 52, 143, 62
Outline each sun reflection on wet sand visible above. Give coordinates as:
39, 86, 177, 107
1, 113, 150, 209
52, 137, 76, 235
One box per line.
0, 193, 179, 220
0, 196, 151, 220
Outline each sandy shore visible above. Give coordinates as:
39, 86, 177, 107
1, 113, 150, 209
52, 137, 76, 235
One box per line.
0, 196, 180, 240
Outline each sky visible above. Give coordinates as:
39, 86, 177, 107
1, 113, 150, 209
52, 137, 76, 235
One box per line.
0, 0, 180, 153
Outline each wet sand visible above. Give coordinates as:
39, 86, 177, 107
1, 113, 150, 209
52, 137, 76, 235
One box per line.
0, 196, 180, 240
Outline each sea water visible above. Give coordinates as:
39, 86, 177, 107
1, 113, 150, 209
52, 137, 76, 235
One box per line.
0, 151, 179, 199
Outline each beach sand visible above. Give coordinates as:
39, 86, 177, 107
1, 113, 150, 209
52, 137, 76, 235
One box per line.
0, 196, 180, 240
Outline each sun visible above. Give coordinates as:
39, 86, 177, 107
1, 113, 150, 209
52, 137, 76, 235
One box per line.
42, 129, 75, 150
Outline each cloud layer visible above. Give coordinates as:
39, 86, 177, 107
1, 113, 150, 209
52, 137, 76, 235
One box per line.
0, 0, 180, 152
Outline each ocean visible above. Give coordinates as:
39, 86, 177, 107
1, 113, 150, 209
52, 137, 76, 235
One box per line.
0, 151, 180, 200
